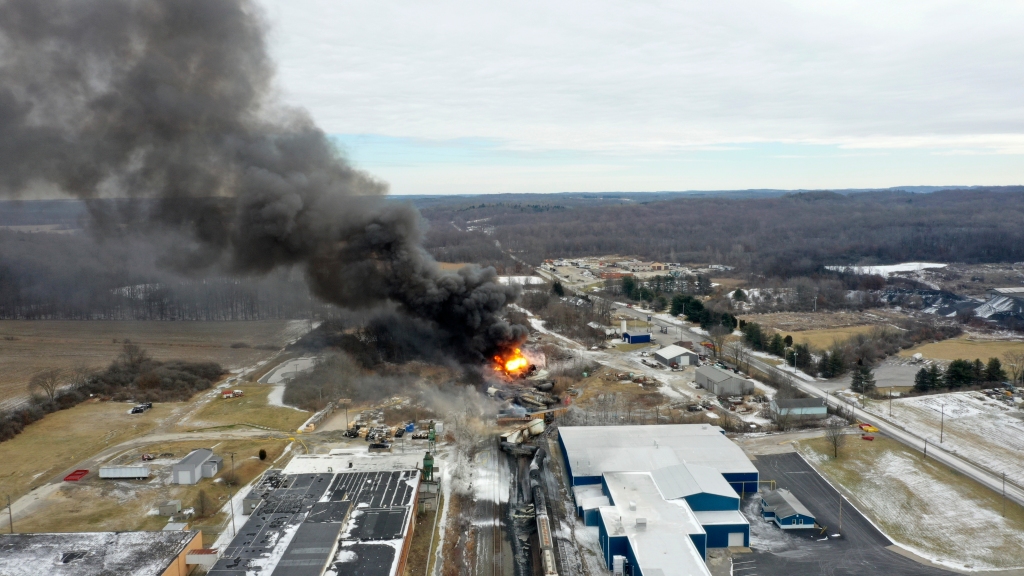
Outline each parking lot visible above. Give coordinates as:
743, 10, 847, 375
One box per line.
740, 452, 953, 575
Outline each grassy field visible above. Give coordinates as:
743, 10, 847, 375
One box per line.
799, 436, 1024, 570
13, 438, 289, 543
183, 385, 310, 432
0, 320, 304, 403
0, 400, 174, 499
898, 335, 1024, 361
786, 325, 877, 349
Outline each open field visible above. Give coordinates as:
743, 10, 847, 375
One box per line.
898, 335, 1024, 361
437, 262, 472, 271
181, 384, 310, 432
786, 325, 878, 349
863, 390, 1024, 484
738, 310, 907, 332
0, 320, 306, 404
798, 435, 1024, 570
0, 400, 174, 500
13, 438, 288, 544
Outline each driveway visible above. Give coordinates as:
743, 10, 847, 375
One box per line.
742, 452, 953, 576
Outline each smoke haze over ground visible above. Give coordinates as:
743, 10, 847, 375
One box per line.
0, 0, 526, 362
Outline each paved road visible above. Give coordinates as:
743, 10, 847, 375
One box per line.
746, 452, 953, 576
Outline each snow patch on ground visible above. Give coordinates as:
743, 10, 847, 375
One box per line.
825, 262, 947, 276
498, 275, 546, 285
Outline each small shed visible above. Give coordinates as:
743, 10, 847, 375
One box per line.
159, 500, 182, 516
771, 398, 828, 421
761, 488, 815, 529
201, 455, 223, 479
622, 332, 651, 344
696, 366, 753, 396
171, 449, 216, 485
653, 345, 698, 367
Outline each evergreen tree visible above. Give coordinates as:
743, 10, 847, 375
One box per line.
859, 366, 876, 394
945, 359, 974, 388
783, 335, 793, 347
972, 359, 986, 385
927, 365, 942, 389
793, 344, 813, 372
768, 333, 786, 357
985, 357, 1006, 383
551, 280, 565, 297
851, 366, 864, 392
733, 288, 747, 301
914, 367, 931, 392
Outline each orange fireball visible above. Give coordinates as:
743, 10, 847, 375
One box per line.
494, 348, 529, 374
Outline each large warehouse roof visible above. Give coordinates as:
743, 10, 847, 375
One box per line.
559, 425, 757, 477
0, 530, 199, 576
654, 345, 695, 360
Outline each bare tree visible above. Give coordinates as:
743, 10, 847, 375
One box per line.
773, 401, 793, 431
68, 361, 94, 389
726, 341, 750, 373
28, 368, 64, 402
824, 420, 847, 459
118, 339, 149, 370
1003, 351, 1024, 385
708, 325, 731, 359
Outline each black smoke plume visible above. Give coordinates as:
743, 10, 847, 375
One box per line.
0, 0, 527, 363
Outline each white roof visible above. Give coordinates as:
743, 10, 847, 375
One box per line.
600, 472, 711, 576
692, 510, 749, 526
559, 425, 757, 477
580, 495, 611, 511
696, 365, 739, 383
282, 449, 425, 474
651, 463, 739, 501
654, 345, 696, 360
572, 484, 605, 504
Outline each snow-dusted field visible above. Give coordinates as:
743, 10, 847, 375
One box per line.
864, 391, 1024, 484
825, 262, 946, 276
801, 438, 1024, 570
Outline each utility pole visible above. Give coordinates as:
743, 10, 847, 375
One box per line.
6, 494, 12, 534
228, 452, 237, 536
940, 403, 945, 443
923, 438, 928, 459
1003, 472, 1007, 517
838, 495, 843, 536
888, 389, 892, 416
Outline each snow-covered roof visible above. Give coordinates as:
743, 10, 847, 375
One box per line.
559, 425, 757, 477
762, 488, 814, 520
696, 366, 739, 383
600, 472, 711, 576
654, 345, 697, 360
173, 448, 212, 470
692, 510, 748, 526
651, 463, 739, 501
0, 531, 199, 576
990, 287, 1024, 297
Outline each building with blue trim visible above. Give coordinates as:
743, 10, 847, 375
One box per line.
559, 425, 756, 575
622, 332, 651, 344
761, 488, 816, 529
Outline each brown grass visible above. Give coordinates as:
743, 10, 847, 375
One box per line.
14, 438, 288, 538
0, 320, 303, 403
786, 325, 878, 349
437, 262, 472, 271
182, 385, 310, 432
0, 400, 173, 500
898, 335, 1024, 361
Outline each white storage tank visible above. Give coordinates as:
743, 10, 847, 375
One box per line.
99, 466, 150, 479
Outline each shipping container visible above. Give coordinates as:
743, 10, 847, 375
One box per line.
99, 465, 151, 479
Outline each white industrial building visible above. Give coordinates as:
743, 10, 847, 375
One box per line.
653, 344, 698, 367
695, 365, 754, 396
558, 425, 757, 575
171, 449, 222, 485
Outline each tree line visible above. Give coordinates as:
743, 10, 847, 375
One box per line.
0, 340, 222, 443
914, 354, 1021, 392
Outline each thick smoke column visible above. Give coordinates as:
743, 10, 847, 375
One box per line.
0, 0, 527, 362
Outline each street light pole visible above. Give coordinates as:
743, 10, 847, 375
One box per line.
228, 452, 237, 536
888, 389, 892, 417
838, 495, 843, 536
6, 494, 12, 534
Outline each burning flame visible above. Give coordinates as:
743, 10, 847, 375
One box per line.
494, 348, 529, 374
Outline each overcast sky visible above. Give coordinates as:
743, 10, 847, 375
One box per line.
258, 0, 1024, 195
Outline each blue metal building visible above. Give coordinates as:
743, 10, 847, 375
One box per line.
761, 488, 816, 529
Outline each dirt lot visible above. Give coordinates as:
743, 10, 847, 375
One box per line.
13, 437, 288, 544
898, 334, 1024, 361
923, 263, 1024, 298
798, 435, 1024, 570
180, 384, 310, 432
0, 400, 173, 499
0, 320, 305, 404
